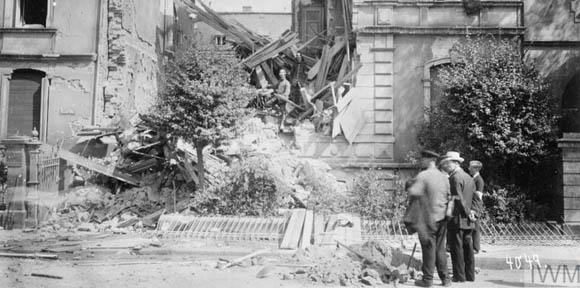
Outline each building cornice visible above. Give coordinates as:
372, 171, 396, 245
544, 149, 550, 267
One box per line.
355, 0, 522, 8
0, 28, 57, 34
218, 12, 292, 16
524, 41, 580, 48
356, 26, 525, 36
0, 53, 96, 62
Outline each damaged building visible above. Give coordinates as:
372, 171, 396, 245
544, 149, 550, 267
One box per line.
0, 0, 181, 147
290, 1, 579, 164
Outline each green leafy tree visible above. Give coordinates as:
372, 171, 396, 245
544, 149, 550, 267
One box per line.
148, 45, 257, 191
419, 36, 558, 185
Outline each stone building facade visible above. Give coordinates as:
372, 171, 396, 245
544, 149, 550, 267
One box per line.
292, 0, 523, 168
0, 0, 180, 147
294, 0, 580, 222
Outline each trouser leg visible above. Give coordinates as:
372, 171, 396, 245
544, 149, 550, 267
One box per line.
473, 220, 480, 252
463, 229, 475, 281
450, 227, 465, 281
419, 229, 436, 281
435, 219, 449, 281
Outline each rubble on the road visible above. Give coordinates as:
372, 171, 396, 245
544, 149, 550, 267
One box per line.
281, 241, 421, 286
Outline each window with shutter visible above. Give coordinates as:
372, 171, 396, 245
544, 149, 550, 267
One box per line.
7, 70, 44, 138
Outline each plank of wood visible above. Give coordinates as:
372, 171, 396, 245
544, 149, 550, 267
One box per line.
30, 273, 63, 279
142, 208, 165, 227
312, 214, 325, 245
58, 149, 139, 186
299, 210, 314, 248
340, 97, 366, 144
116, 218, 139, 228
307, 39, 346, 81
280, 209, 306, 249
222, 249, 269, 269
0, 252, 58, 260
260, 62, 279, 88
271, 93, 304, 110
299, 62, 363, 120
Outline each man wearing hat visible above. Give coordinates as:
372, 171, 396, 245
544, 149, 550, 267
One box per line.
468, 160, 485, 254
408, 150, 451, 287
440, 151, 476, 282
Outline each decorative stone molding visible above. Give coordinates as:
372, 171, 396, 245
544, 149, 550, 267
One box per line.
558, 133, 580, 224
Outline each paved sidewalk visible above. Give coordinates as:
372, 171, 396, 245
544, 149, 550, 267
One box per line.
474, 244, 580, 270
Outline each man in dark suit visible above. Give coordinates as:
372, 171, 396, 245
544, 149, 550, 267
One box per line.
440, 151, 476, 282
468, 160, 485, 254
408, 151, 451, 287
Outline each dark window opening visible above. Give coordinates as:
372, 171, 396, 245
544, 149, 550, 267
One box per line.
21, 0, 48, 27
430, 63, 451, 109
7, 70, 45, 137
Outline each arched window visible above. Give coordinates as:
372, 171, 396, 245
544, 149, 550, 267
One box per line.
423, 57, 452, 120
7, 69, 46, 138
429, 63, 451, 108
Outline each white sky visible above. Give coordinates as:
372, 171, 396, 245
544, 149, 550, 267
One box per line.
203, 0, 292, 12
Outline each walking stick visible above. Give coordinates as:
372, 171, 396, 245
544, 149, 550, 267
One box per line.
407, 242, 417, 270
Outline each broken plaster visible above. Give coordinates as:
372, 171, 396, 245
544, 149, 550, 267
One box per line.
51, 76, 91, 94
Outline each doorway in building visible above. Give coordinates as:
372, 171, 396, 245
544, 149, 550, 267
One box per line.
7, 69, 45, 138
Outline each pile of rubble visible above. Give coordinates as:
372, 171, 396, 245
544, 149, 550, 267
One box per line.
185, 0, 365, 141
282, 241, 421, 286
42, 186, 164, 233
50, 115, 347, 231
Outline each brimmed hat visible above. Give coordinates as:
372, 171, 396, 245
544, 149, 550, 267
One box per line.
440, 151, 464, 164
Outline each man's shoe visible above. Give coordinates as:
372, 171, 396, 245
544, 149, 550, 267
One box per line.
451, 278, 465, 283
414, 279, 433, 287
442, 279, 452, 287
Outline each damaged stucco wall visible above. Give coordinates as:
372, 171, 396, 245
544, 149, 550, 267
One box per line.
0, 61, 96, 147
0, 0, 100, 146
101, 0, 166, 128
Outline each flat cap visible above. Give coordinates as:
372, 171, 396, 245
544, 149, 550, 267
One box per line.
421, 150, 440, 158
469, 160, 483, 168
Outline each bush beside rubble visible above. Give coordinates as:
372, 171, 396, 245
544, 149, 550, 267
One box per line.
351, 170, 408, 222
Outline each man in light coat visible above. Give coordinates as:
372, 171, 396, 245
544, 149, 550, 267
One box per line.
408, 150, 451, 287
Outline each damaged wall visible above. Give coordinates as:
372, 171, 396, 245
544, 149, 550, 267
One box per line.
101, 0, 166, 128
0, 61, 95, 146
0, 0, 182, 147
0, 0, 100, 146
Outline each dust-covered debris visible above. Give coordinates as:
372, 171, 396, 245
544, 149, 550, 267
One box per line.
281, 241, 421, 286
